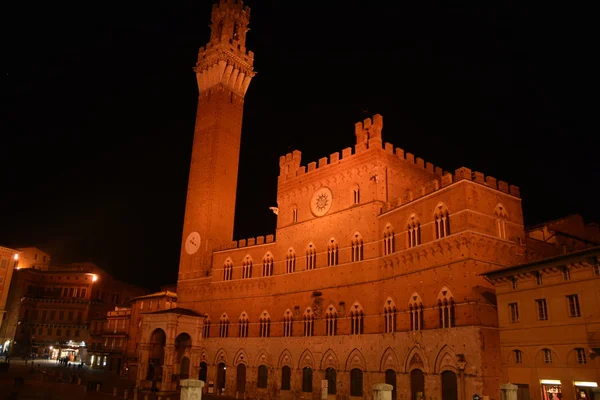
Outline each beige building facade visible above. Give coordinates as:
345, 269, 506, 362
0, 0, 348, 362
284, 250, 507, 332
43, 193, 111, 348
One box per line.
485, 246, 600, 400
0, 245, 20, 354
135, 2, 548, 399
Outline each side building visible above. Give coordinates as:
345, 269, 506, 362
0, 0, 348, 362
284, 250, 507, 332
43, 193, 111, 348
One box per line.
484, 240, 600, 400
88, 290, 177, 378
0, 259, 148, 362
0, 245, 21, 355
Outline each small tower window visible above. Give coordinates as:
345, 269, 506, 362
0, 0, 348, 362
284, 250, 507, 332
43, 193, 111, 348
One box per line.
306, 243, 316, 270
353, 184, 360, 205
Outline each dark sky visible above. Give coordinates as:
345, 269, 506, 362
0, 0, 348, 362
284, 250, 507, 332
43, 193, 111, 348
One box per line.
2, 1, 596, 290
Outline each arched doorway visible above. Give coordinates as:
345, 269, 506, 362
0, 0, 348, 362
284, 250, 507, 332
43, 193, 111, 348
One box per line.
217, 363, 226, 393
147, 329, 166, 382
410, 369, 425, 400
199, 361, 208, 383
180, 357, 190, 380
385, 369, 397, 400
441, 370, 458, 400
325, 368, 336, 395
236, 364, 246, 394
174, 333, 192, 383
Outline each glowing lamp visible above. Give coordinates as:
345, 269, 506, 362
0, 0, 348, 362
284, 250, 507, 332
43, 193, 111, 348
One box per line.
541, 380, 561, 385
92, 274, 98, 282
13, 254, 19, 260
575, 382, 598, 388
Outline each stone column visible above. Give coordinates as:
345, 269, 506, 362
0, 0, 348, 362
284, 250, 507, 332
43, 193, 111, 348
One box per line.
181, 379, 205, 400
372, 383, 393, 400
500, 383, 518, 400
161, 344, 175, 391
137, 344, 150, 387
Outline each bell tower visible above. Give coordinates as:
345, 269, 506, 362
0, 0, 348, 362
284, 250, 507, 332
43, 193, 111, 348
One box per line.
178, 0, 255, 299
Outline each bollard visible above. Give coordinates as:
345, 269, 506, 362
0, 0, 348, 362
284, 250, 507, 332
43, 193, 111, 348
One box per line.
123, 389, 128, 399
144, 395, 149, 400
78, 377, 82, 385
97, 383, 101, 392
84, 386, 88, 392
114, 387, 118, 396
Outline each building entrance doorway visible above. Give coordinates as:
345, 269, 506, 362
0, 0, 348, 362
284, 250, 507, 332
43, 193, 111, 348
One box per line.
385, 369, 397, 400
410, 369, 425, 400
441, 371, 458, 400
236, 364, 246, 393
216, 363, 226, 393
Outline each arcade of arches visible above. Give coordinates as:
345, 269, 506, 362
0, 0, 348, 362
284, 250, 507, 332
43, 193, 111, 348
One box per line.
137, 327, 465, 400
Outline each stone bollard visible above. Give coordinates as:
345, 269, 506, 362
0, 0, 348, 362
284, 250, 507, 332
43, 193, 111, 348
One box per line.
144, 395, 148, 400
78, 377, 82, 385
114, 387, 118, 396
84, 386, 88, 392
372, 383, 394, 400
500, 383, 518, 400
124, 389, 128, 399
180, 379, 205, 400
97, 383, 101, 392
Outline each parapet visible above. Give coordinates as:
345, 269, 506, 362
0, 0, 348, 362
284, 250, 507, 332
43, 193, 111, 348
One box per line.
355, 114, 383, 152
213, 0, 250, 13
217, 234, 276, 252
385, 166, 521, 213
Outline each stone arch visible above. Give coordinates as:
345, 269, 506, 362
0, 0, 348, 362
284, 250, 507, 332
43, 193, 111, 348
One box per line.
320, 349, 340, 371
213, 348, 228, 366
345, 348, 367, 371
380, 347, 400, 372
404, 345, 429, 373
278, 349, 293, 368
199, 349, 209, 363
233, 348, 249, 366
434, 345, 458, 373
298, 349, 316, 369
255, 349, 270, 366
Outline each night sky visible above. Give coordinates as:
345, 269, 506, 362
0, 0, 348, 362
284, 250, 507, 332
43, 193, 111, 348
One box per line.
3, 1, 596, 290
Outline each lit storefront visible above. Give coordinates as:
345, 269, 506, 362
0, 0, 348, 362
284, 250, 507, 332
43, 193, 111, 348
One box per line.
574, 381, 599, 400
37, 340, 87, 361
541, 380, 562, 400
540, 380, 600, 400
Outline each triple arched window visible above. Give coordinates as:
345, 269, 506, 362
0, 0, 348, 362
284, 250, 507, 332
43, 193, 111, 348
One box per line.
286, 248, 296, 273
495, 203, 508, 239
303, 307, 315, 337
283, 309, 293, 337
262, 253, 274, 277
409, 293, 424, 331
383, 297, 396, 333
383, 225, 395, 255
325, 305, 337, 336
438, 287, 455, 328
259, 311, 271, 338
219, 313, 229, 338
306, 243, 316, 270
242, 255, 253, 279
223, 258, 233, 281
407, 214, 421, 248
351, 233, 364, 262
434, 203, 451, 239
238, 312, 249, 337
327, 239, 339, 266
350, 302, 364, 335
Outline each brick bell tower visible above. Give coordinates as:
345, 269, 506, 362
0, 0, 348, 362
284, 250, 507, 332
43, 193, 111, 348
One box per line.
178, 0, 255, 296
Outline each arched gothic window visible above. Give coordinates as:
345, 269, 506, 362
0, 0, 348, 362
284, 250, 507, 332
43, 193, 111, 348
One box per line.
383, 224, 395, 255
238, 312, 249, 338
242, 255, 253, 279
219, 313, 229, 338
223, 258, 233, 281
409, 293, 424, 331
303, 307, 315, 337
203, 314, 210, 338
259, 311, 271, 338
327, 238, 338, 266
494, 204, 509, 239
262, 252, 274, 277
306, 243, 317, 270
286, 248, 296, 273
383, 297, 396, 333
325, 305, 337, 336
283, 309, 293, 337
434, 203, 451, 239
407, 214, 421, 248
351, 232, 364, 262
350, 302, 364, 335
437, 287, 456, 328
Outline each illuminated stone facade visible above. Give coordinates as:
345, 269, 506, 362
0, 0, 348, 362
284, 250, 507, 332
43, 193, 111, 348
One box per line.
0, 245, 20, 353
138, 1, 541, 399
